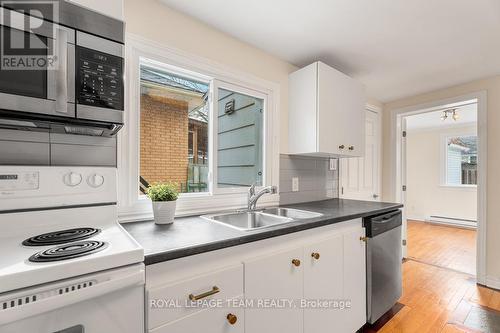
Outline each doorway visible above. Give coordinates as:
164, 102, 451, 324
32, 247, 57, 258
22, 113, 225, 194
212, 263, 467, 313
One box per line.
392, 92, 487, 283
403, 103, 477, 275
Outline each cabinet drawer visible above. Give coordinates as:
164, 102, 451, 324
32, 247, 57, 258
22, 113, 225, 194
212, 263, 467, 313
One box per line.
150, 296, 244, 333
148, 264, 243, 329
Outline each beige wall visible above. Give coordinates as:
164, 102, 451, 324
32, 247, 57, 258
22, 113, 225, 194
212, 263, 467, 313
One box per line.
382, 75, 500, 281
123, 0, 297, 152
406, 125, 477, 221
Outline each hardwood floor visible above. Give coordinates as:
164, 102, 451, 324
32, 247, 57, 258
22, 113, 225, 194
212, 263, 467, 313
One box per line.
371, 259, 500, 333
363, 221, 500, 332
407, 220, 476, 275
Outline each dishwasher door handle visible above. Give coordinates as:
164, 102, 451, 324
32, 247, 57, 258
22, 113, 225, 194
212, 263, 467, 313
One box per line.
372, 211, 401, 223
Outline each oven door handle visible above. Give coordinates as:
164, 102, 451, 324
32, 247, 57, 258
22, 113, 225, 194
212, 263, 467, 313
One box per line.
0, 268, 144, 326
55, 28, 68, 114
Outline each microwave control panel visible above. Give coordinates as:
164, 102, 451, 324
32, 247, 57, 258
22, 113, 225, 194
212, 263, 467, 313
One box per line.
76, 47, 124, 111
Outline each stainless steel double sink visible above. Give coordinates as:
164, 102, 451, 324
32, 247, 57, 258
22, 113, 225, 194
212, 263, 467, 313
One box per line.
201, 208, 323, 231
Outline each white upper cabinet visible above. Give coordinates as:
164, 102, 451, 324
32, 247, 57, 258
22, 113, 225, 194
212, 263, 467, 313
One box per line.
65, 0, 124, 20
288, 61, 366, 157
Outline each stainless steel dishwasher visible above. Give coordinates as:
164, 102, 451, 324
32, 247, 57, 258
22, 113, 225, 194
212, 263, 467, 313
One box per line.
364, 209, 403, 324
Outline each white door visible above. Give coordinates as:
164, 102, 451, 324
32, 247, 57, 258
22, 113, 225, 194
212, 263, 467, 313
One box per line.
340, 109, 381, 201
244, 247, 303, 333
303, 235, 344, 333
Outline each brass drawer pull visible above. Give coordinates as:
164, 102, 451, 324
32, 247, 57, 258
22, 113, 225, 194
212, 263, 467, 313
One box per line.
360, 236, 368, 242
227, 313, 238, 325
311, 252, 320, 260
339, 145, 345, 150
349, 145, 355, 151
188, 286, 220, 301
292, 259, 301, 267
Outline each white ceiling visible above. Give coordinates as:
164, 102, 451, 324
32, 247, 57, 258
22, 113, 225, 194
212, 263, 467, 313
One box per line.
160, 0, 500, 102
406, 103, 477, 131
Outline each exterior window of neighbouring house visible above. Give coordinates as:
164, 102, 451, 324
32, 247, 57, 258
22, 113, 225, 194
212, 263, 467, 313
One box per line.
445, 135, 477, 186
138, 59, 264, 196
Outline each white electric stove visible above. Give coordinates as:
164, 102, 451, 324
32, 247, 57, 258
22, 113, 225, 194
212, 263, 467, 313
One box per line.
0, 166, 145, 333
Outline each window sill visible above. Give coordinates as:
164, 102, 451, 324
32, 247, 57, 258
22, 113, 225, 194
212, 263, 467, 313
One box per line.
118, 193, 280, 223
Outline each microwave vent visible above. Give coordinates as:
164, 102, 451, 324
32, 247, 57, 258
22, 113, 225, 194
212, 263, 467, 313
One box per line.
64, 126, 105, 136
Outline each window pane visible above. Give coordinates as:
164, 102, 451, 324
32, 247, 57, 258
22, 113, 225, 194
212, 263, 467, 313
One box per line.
217, 88, 263, 188
139, 60, 209, 194
446, 136, 477, 185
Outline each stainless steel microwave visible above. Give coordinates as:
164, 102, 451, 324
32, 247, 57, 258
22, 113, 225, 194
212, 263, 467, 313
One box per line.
0, 2, 124, 136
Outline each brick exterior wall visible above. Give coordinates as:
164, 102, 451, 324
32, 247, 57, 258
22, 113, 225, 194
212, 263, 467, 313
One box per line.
140, 94, 188, 191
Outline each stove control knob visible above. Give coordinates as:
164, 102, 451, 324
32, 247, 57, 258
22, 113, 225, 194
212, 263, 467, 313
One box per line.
64, 172, 82, 187
88, 174, 105, 188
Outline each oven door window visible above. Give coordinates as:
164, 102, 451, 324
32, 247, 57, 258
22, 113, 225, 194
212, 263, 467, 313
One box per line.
0, 27, 49, 99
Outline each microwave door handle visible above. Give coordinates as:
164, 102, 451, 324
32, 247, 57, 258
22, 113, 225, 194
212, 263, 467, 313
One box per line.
55, 28, 68, 114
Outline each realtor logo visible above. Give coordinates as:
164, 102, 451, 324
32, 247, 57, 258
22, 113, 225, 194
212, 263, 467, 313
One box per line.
0, 0, 59, 70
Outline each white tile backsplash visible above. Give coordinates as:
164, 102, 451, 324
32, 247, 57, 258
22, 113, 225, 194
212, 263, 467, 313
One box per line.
279, 155, 338, 205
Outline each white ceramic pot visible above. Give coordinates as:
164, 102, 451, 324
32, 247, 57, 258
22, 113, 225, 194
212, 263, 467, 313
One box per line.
152, 200, 177, 224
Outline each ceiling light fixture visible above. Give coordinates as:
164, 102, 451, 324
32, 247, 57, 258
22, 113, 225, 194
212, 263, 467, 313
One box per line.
441, 109, 459, 121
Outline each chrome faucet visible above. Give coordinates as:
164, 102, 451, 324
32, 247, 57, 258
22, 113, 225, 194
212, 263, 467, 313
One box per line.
247, 184, 278, 211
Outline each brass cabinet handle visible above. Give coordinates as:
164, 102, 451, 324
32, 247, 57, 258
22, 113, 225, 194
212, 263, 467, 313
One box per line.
339, 145, 345, 150
227, 313, 238, 325
360, 236, 368, 242
291, 259, 301, 267
311, 252, 320, 260
188, 286, 220, 301
349, 145, 355, 151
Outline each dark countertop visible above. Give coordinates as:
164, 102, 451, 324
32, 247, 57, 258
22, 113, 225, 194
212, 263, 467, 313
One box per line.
122, 198, 403, 265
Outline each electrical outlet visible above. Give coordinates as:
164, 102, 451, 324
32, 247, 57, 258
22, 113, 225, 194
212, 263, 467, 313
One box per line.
292, 177, 299, 192
329, 158, 337, 171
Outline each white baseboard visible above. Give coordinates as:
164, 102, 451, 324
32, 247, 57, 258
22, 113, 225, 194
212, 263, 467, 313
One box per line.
486, 276, 500, 290
427, 216, 477, 229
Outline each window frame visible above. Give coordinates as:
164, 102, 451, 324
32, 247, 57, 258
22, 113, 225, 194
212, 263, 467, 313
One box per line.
440, 132, 478, 188
118, 35, 280, 221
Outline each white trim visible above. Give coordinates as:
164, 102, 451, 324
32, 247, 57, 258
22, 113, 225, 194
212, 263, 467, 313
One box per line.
486, 276, 500, 290
118, 34, 281, 222
390, 91, 487, 285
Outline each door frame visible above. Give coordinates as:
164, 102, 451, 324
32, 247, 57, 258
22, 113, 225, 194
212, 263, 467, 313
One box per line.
390, 91, 487, 284
339, 103, 382, 201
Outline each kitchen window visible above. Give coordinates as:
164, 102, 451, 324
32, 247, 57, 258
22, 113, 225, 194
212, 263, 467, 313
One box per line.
443, 135, 477, 186
119, 36, 279, 220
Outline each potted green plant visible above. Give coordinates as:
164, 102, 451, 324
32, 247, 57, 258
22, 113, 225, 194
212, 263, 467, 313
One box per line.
146, 182, 179, 224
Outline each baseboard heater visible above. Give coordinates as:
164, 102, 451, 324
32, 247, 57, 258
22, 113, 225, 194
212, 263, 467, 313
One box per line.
427, 215, 477, 229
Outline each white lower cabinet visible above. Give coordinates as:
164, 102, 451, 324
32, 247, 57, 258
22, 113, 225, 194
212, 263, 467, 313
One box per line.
244, 247, 304, 333
146, 220, 366, 333
303, 235, 344, 333
150, 298, 245, 333
342, 228, 367, 333
244, 223, 366, 333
